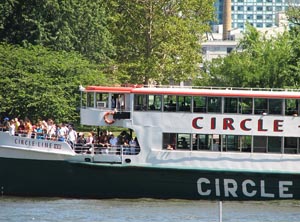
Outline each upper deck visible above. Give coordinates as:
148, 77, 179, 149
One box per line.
80, 85, 300, 155
84, 85, 300, 99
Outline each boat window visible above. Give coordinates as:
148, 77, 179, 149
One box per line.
177, 134, 191, 150
239, 98, 253, 114
240, 135, 252, 152
148, 95, 162, 111
253, 136, 267, 152
254, 98, 268, 114
96, 93, 108, 109
177, 96, 191, 112
163, 95, 176, 112
224, 98, 238, 113
222, 135, 251, 152
285, 99, 299, 116
87, 92, 95, 108
162, 133, 177, 150
268, 136, 282, 153
192, 134, 210, 150
284, 137, 298, 154
268, 99, 282, 115
209, 135, 220, 151
207, 97, 221, 113
193, 96, 207, 113
222, 135, 239, 151
134, 94, 147, 111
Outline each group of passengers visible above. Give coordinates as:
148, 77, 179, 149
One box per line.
1, 117, 77, 143
75, 130, 139, 154
1, 117, 139, 154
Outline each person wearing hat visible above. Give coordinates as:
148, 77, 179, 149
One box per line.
3, 117, 10, 131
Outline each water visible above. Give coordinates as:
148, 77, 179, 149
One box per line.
0, 197, 300, 222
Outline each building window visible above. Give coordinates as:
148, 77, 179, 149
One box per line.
247, 6, 253, 11
256, 6, 263, 11
237, 23, 244, 28
227, 47, 233, 53
266, 23, 273, 27
256, 15, 263, 20
266, 6, 273, 11
256, 23, 263, 28
266, 14, 272, 19
237, 14, 244, 19
247, 15, 254, 20
237, 6, 244, 11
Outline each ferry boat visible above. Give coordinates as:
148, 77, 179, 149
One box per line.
1, 85, 300, 200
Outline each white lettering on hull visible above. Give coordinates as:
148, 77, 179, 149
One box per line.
197, 178, 293, 199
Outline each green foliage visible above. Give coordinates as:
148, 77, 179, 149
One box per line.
0, 0, 115, 63
205, 24, 300, 88
0, 43, 110, 123
111, 0, 215, 85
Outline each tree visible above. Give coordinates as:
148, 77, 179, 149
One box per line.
111, 0, 215, 85
0, 0, 115, 63
205, 24, 300, 88
0, 43, 110, 123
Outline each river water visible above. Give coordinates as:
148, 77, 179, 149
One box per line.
0, 197, 300, 222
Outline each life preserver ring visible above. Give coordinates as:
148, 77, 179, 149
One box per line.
104, 111, 115, 124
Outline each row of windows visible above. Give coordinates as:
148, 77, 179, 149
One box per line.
234, 22, 274, 28
234, 14, 274, 19
234, 0, 283, 3
85, 92, 299, 116
234, 5, 284, 11
163, 133, 300, 154
134, 94, 299, 116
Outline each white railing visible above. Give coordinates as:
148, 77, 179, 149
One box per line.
74, 144, 140, 156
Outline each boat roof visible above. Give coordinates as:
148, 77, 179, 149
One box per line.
84, 85, 300, 99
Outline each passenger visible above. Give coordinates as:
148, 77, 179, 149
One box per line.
77, 132, 86, 144
129, 137, 137, 154
180, 137, 188, 149
57, 123, 67, 141
24, 118, 33, 138
3, 117, 10, 131
67, 126, 77, 148
109, 134, 119, 154
18, 119, 25, 135
212, 139, 219, 151
167, 144, 174, 150
98, 131, 110, 154
85, 132, 94, 145
14, 118, 20, 132
109, 134, 118, 147
8, 119, 15, 136
34, 121, 44, 139
47, 119, 56, 139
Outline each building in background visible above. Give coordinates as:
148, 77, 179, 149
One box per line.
214, 0, 299, 30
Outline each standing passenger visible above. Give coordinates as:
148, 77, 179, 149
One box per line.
67, 126, 77, 148
9, 119, 15, 136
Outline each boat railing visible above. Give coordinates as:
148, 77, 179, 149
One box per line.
142, 85, 300, 92
73, 143, 140, 156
